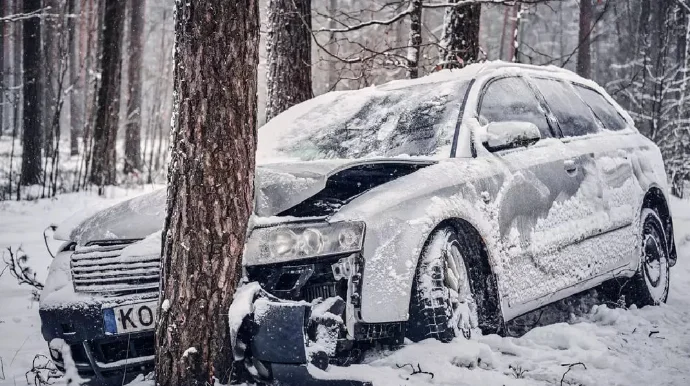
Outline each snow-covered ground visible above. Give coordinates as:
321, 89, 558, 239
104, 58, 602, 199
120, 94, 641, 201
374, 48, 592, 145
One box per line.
0, 190, 688, 385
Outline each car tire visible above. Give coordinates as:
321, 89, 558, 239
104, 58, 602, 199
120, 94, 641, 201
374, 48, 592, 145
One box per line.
406, 226, 478, 343
626, 208, 670, 307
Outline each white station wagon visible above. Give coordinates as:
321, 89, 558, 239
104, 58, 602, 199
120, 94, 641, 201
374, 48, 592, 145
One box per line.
40, 62, 677, 384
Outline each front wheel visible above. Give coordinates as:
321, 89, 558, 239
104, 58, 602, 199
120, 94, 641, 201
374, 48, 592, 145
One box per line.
406, 226, 478, 343
627, 208, 670, 307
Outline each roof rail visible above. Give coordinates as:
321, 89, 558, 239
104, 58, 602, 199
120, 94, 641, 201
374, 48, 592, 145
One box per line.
475, 60, 574, 76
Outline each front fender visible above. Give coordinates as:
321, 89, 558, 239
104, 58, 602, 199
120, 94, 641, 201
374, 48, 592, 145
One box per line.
332, 162, 505, 324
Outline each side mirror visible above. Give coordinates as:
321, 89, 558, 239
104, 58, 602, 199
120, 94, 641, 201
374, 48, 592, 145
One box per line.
483, 121, 541, 152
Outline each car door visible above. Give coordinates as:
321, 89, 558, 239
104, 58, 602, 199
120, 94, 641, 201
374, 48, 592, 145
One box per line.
529, 77, 638, 277
476, 76, 592, 312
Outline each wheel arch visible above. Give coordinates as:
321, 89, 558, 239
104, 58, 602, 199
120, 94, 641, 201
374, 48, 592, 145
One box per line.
430, 217, 505, 335
642, 186, 677, 266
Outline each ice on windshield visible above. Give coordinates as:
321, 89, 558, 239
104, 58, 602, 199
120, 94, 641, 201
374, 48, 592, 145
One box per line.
258, 79, 470, 161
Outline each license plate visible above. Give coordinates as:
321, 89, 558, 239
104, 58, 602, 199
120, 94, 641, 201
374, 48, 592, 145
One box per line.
103, 301, 158, 334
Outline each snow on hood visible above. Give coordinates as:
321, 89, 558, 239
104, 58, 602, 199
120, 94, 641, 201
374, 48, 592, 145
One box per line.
55, 158, 435, 243
54, 189, 167, 244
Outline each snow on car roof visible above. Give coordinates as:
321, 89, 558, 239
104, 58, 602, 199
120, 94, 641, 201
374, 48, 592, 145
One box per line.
257, 61, 633, 164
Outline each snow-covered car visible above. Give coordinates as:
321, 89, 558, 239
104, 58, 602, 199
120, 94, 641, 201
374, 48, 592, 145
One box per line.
39, 62, 677, 384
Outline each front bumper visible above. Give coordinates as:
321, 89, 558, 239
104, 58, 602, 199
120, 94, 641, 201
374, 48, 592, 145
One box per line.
40, 301, 155, 384
234, 296, 371, 386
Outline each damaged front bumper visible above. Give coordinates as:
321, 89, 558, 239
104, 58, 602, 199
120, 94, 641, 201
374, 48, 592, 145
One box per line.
231, 285, 372, 386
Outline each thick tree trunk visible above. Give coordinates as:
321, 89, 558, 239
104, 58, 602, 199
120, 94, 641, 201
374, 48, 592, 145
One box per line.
439, 2, 481, 68
265, 0, 312, 122
90, 0, 125, 186
155, 0, 259, 385
577, 0, 593, 78
123, 0, 144, 174
68, 0, 81, 156
407, 0, 422, 79
20, 0, 42, 186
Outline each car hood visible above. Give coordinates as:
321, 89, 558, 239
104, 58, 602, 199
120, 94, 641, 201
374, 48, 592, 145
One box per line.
55, 158, 436, 244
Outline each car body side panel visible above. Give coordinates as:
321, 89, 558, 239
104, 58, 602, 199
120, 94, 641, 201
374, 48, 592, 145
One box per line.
337, 70, 671, 324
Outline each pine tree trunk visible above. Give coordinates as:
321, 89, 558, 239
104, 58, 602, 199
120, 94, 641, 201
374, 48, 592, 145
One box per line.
123, 0, 144, 174
90, 0, 125, 186
439, 2, 481, 68
577, 0, 593, 78
407, 0, 422, 79
20, 0, 43, 186
68, 0, 81, 156
265, 0, 312, 122
155, 0, 259, 385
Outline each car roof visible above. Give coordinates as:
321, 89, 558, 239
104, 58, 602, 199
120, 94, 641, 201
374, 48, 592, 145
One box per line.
372, 61, 604, 97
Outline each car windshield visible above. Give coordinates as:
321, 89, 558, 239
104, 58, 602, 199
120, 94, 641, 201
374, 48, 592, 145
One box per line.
257, 79, 470, 162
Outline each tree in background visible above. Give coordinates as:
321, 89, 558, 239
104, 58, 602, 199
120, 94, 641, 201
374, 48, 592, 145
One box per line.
67, 0, 82, 156
0, 1, 5, 136
576, 0, 592, 78
90, 0, 125, 187
439, 1, 482, 68
155, 0, 259, 384
124, 0, 145, 174
265, 0, 312, 121
407, 0, 422, 78
20, 0, 43, 186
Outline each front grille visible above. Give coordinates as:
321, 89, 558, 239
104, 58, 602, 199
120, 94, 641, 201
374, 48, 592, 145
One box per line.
71, 240, 160, 294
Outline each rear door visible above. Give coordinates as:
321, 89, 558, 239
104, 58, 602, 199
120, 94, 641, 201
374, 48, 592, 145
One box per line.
529, 77, 639, 276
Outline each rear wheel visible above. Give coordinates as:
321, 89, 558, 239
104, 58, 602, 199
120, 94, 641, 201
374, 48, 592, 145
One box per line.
407, 226, 478, 342
627, 208, 670, 307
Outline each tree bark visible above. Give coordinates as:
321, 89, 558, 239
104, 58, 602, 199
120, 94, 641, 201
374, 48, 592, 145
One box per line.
90, 0, 125, 186
68, 0, 81, 156
155, 0, 259, 384
407, 0, 422, 79
20, 0, 42, 186
123, 0, 144, 174
439, 1, 481, 68
577, 0, 593, 78
265, 0, 312, 122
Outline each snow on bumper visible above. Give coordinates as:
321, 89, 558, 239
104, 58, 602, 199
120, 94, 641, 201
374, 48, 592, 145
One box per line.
229, 282, 371, 385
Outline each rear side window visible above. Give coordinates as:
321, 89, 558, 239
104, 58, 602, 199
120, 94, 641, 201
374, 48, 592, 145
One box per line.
531, 78, 599, 138
573, 85, 628, 131
479, 77, 553, 138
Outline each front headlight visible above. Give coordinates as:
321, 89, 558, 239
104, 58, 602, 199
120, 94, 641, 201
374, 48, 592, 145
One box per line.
245, 221, 365, 265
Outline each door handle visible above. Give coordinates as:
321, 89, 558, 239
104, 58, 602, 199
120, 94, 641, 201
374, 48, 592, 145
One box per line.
564, 159, 578, 175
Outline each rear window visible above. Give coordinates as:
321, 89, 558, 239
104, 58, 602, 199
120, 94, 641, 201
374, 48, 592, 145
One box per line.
572, 85, 629, 131
531, 78, 599, 138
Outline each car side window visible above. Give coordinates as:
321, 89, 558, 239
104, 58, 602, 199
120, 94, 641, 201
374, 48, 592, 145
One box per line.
572, 85, 629, 131
530, 78, 600, 138
478, 77, 553, 139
